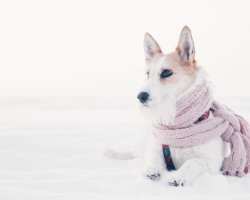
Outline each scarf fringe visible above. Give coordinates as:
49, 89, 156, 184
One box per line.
220, 106, 250, 177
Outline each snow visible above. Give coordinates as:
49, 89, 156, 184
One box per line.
1, 97, 250, 200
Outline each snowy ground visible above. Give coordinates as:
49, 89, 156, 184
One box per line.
1, 97, 250, 200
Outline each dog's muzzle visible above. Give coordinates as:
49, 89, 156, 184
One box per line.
137, 92, 149, 103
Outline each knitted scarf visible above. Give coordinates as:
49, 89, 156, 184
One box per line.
152, 80, 250, 177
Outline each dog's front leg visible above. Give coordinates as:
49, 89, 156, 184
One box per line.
168, 158, 211, 186
142, 135, 165, 180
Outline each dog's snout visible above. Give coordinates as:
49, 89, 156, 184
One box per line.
137, 92, 149, 103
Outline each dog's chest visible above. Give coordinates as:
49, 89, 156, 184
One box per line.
169, 135, 224, 170
168, 111, 216, 170
169, 144, 205, 170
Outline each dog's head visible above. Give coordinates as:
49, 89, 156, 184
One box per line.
138, 26, 198, 125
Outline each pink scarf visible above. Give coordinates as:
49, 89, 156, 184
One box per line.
152, 80, 250, 177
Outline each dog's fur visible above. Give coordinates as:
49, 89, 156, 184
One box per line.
104, 26, 229, 186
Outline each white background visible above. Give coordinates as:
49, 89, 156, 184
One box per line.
1, 1, 250, 199
1, 0, 250, 98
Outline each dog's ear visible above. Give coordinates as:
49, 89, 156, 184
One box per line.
177, 26, 195, 63
144, 33, 162, 64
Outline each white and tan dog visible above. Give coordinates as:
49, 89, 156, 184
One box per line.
105, 26, 229, 186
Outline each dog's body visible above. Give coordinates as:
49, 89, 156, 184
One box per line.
105, 26, 230, 186
130, 70, 229, 186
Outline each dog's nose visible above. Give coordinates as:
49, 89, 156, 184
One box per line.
137, 92, 149, 103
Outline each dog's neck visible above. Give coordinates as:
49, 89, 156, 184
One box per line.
177, 68, 209, 101
171, 68, 212, 128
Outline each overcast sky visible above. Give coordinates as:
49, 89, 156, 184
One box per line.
1, 0, 250, 98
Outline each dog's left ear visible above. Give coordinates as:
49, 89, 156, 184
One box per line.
144, 33, 162, 64
177, 26, 195, 63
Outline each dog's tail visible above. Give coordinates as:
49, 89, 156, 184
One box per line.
103, 147, 134, 160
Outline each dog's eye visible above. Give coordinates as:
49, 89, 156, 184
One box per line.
161, 69, 172, 78
146, 71, 149, 74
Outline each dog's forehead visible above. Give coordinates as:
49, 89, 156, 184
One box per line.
154, 55, 166, 71
150, 52, 180, 73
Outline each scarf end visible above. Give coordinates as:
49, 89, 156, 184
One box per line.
222, 167, 249, 177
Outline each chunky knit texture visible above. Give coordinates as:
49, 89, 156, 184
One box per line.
152, 80, 250, 177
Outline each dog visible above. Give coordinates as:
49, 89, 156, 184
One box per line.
104, 26, 229, 187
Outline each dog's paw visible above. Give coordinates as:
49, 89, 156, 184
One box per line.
168, 172, 188, 187
142, 166, 161, 180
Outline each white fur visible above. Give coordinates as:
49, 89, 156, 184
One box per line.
140, 55, 177, 125
104, 67, 229, 186
104, 28, 229, 186
135, 67, 228, 186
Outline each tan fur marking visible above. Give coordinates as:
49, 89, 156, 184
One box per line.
158, 51, 197, 94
